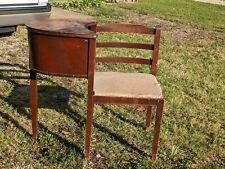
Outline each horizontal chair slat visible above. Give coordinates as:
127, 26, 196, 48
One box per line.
97, 42, 154, 50
97, 24, 155, 34
93, 96, 161, 105
96, 57, 152, 65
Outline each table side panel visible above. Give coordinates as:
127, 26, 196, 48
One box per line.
29, 32, 89, 77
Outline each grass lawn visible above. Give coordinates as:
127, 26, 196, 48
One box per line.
119, 0, 225, 31
0, 0, 224, 168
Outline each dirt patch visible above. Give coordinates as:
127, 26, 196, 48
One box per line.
96, 7, 200, 43
194, 0, 225, 5
50, 7, 94, 21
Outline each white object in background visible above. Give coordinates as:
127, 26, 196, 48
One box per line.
0, 0, 50, 34
0, 0, 38, 5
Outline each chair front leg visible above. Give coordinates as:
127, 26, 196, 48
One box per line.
151, 99, 164, 160
30, 70, 38, 140
146, 105, 152, 131
84, 96, 94, 159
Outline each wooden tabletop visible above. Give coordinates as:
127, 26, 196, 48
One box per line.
26, 18, 96, 38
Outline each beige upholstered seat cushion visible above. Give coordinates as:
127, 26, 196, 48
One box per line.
94, 72, 163, 99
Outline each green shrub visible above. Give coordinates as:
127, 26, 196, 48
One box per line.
52, 0, 103, 9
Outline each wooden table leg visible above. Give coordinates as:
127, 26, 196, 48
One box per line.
30, 70, 38, 140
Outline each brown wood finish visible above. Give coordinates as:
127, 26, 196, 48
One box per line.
95, 24, 157, 65
97, 42, 154, 50
97, 23, 156, 34
85, 38, 96, 159
85, 23, 164, 160
27, 19, 97, 146
26, 19, 96, 38
85, 24, 96, 158
29, 32, 89, 77
96, 57, 152, 65
146, 106, 152, 131
151, 99, 164, 160
150, 25, 161, 75
30, 70, 38, 140
93, 96, 160, 105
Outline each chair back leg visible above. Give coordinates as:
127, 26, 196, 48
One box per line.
146, 105, 152, 131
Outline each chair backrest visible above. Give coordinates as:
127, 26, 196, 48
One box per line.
95, 23, 161, 75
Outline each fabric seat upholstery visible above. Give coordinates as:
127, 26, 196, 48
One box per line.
94, 72, 163, 99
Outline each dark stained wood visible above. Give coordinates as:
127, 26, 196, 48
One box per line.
96, 57, 152, 65
27, 19, 97, 146
150, 25, 161, 75
93, 96, 160, 105
85, 36, 96, 159
97, 23, 155, 34
96, 24, 160, 67
29, 31, 89, 77
97, 42, 154, 50
151, 99, 164, 160
146, 106, 152, 131
26, 19, 96, 38
85, 23, 164, 161
30, 70, 38, 140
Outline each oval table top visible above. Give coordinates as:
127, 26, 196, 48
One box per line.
26, 18, 96, 38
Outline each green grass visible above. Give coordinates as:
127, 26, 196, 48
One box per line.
0, 1, 225, 168
119, 0, 225, 31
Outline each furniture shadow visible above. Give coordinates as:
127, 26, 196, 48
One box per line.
0, 62, 148, 158
0, 62, 85, 158
101, 105, 146, 129
1, 84, 85, 156
7, 85, 147, 157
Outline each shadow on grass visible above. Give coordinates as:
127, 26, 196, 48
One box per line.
0, 62, 148, 160
64, 106, 148, 157
2, 84, 85, 155
0, 110, 32, 138
101, 105, 145, 129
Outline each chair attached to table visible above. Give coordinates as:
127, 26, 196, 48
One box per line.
85, 23, 164, 160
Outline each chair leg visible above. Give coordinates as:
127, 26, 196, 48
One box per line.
146, 106, 152, 131
30, 70, 38, 140
84, 97, 94, 159
151, 100, 164, 160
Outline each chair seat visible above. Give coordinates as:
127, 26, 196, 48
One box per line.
94, 72, 163, 99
